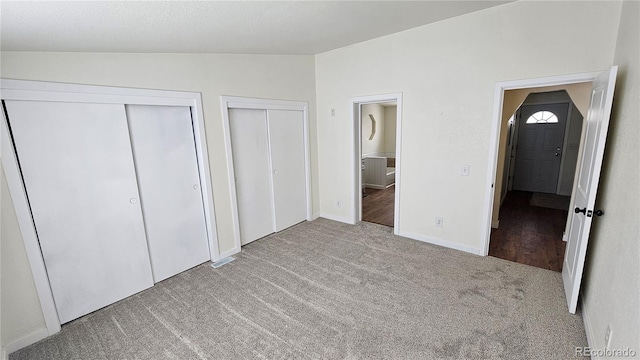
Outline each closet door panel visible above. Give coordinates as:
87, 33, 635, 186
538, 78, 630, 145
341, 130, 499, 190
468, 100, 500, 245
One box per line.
268, 110, 307, 231
229, 108, 274, 245
5, 100, 154, 324
126, 105, 210, 282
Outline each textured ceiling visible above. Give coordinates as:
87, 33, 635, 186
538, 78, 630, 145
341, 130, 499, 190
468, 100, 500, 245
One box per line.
1, 1, 510, 55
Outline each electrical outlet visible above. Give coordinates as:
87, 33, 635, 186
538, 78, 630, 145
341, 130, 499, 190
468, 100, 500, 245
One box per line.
336, 200, 341, 208
435, 217, 444, 227
461, 165, 470, 176
605, 325, 612, 349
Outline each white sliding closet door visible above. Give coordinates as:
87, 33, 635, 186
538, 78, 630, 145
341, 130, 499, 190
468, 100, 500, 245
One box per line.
268, 110, 307, 231
229, 108, 275, 245
5, 100, 154, 324
126, 105, 210, 282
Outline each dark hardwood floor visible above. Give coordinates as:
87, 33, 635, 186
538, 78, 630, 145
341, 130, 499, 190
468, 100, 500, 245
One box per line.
489, 191, 568, 272
362, 185, 395, 227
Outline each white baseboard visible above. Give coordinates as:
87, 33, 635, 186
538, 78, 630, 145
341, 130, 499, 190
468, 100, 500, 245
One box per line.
363, 184, 386, 190
491, 219, 500, 229
581, 298, 598, 357
4, 327, 49, 355
396, 230, 483, 256
320, 213, 355, 225
219, 247, 240, 259
2, 345, 7, 360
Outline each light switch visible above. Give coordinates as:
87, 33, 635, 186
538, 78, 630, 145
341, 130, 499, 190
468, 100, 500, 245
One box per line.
461, 165, 470, 176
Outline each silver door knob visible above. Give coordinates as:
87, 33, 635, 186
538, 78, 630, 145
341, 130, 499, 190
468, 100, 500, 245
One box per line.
555, 152, 560, 156
130, 198, 138, 204
193, 184, 198, 190
273, 170, 277, 174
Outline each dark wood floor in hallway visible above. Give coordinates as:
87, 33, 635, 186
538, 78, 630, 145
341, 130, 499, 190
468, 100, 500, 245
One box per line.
362, 185, 394, 227
489, 191, 567, 272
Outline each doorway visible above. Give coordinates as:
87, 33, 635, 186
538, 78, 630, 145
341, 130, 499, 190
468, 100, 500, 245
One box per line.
483, 68, 617, 313
489, 90, 586, 271
349, 93, 402, 232
361, 102, 397, 227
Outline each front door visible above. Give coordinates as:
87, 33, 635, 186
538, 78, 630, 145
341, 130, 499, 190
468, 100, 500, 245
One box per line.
513, 103, 569, 194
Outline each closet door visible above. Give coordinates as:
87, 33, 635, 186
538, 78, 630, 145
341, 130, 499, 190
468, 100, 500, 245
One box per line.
229, 108, 275, 245
267, 110, 307, 231
126, 105, 210, 282
5, 100, 154, 324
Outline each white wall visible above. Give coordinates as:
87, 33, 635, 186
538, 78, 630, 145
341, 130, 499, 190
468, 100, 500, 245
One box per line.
361, 103, 386, 156
581, 0, 639, 355
384, 105, 397, 154
315, 1, 621, 252
1, 168, 46, 349
0, 52, 317, 351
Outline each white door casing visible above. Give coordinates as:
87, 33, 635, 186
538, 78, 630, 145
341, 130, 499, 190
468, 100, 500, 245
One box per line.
5, 100, 155, 324
126, 105, 210, 282
562, 66, 617, 314
268, 110, 307, 232
228, 108, 275, 245
512, 103, 568, 194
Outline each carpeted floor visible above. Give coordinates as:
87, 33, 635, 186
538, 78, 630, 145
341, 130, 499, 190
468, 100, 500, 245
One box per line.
10, 219, 587, 359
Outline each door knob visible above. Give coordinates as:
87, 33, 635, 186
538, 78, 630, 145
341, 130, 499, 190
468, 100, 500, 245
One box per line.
130, 198, 138, 204
594, 209, 604, 216
574, 207, 586, 214
555, 152, 560, 156
193, 184, 198, 190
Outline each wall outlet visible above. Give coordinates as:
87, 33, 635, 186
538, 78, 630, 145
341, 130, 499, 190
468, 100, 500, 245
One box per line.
330, 108, 336, 116
336, 200, 341, 208
605, 325, 612, 349
435, 217, 444, 227
461, 165, 470, 176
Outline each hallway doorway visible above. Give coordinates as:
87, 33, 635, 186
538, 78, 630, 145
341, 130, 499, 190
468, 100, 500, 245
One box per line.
350, 93, 402, 232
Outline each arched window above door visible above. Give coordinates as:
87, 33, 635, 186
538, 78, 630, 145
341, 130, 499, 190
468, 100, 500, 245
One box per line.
526, 110, 559, 124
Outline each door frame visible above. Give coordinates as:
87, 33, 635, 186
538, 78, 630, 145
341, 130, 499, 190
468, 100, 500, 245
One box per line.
481, 72, 599, 255
0, 79, 219, 343
349, 93, 403, 232
220, 96, 312, 256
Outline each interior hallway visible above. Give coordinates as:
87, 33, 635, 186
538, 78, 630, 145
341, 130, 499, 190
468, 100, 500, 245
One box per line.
489, 191, 568, 272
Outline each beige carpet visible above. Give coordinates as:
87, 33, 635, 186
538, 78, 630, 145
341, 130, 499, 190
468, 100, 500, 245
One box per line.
530, 192, 571, 211
10, 219, 587, 359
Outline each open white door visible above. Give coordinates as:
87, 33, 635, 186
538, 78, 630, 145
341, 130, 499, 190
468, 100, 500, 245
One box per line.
562, 66, 617, 313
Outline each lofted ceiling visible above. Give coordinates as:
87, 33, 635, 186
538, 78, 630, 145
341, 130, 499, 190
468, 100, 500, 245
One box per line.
0, 1, 511, 55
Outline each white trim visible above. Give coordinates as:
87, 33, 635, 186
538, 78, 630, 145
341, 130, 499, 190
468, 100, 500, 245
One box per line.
220, 95, 312, 255
219, 247, 241, 260
190, 96, 221, 262
1, 79, 220, 342
397, 230, 483, 256
481, 72, 599, 256
320, 213, 354, 225
491, 220, 500, 229
3, 328, 49, 356
349, 93, 403, 235
310, 212, 321, 221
